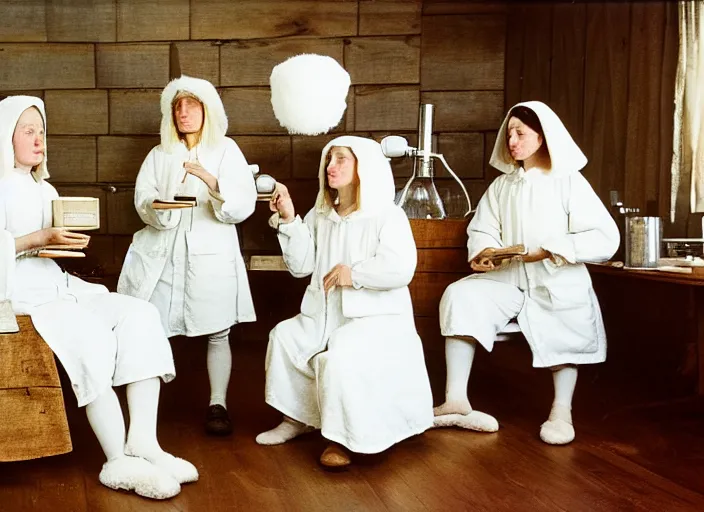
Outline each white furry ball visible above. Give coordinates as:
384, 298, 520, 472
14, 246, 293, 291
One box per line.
270, 54, 351, 136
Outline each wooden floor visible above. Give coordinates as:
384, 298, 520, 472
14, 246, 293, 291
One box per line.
1, 331, 704, 511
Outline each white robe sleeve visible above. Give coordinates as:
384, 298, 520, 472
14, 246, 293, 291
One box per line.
541, 173, 620, 265
277, 209, 316, 278
350, 207, 417, 290
0, 201, 15, 304
208, 140, 257, 224
134, 149, 182, 230
467, 180, 504, 261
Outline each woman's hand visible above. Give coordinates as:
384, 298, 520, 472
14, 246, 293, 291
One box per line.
521, 247, 550, 263
323, 264, 353, 293
269, 182, 296, 223
41, 228, 90, 248
470, 248, 496, 272
184, 161, 218, 191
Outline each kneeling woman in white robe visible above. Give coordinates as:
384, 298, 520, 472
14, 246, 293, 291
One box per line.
0, 96, 197, 499
434, 102, 619, 445
257, 136, 433, 467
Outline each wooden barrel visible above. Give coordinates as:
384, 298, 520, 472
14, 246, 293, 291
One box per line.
0, 316, 72, 462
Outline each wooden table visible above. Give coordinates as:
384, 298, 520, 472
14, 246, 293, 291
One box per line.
587, 263, 704, 395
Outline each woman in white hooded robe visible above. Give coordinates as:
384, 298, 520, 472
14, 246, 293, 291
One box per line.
433, 102, 620, 445
118, 76, 257, 436
256, 136, 434, 468
0, 96, 197, 499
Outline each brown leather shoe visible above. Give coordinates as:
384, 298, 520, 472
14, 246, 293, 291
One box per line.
205, 405, 232, 436
319, 443, 351, 469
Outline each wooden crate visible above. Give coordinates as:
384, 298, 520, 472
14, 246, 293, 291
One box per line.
0, 316, 72, 462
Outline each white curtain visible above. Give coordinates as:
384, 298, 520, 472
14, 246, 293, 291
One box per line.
671, 2, 704, 222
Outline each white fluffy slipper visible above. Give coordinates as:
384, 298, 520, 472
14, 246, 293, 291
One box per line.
540, 405, 575, 445
99, 456, 180, 500
432, 410, 499, 432
125, 446, 199, 484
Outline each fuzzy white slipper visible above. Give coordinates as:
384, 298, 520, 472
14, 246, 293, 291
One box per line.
432, 410, 499, 432
256, 417, 315, 446
539, 405, 575, 445
99, 456, 180, 500
125, 446, 199, 484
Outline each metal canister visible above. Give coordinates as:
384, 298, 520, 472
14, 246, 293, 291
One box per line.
625, 216, 662, 268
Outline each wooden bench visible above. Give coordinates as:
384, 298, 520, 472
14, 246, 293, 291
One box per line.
0, 315, 72, 462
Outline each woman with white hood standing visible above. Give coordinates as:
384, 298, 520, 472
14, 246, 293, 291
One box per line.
0, 96, 197, 499
118, 76, 257, 436
256, 136, 433, 468
433, 102, 620, 445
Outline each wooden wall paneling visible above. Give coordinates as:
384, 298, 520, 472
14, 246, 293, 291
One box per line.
550, 3, 586, 145
345, 86, 356, 132
355, 86, 420, 131
346, 36, 421, 85
174, 42, 220, 86
421, 91, 504, 132
624, 2, 666, 214
359, 0, 421, 36
106, 188, 143, 235
45, 90, 109, 135
116, 0, 189, 42
422, 1, 507, 16
484, 131, 501, 186
108, 90, 162, 135
97, 136, 159, 183
519, 3, 553, 103
0, 0, 47, 42
235, 136, 292, 180
222, 88, 290, 134
96, 43, 170, 88
421, 15, 505, 91
46, 136, 98, 183
191, 0, 358, 40
220, 39, 344, 87
436, 132, 484, 179
659, 1, 679, 225
504, 1, 524, 109
46, 0, 117, 42
0, 44, 95, 90
582, 2, 630, 205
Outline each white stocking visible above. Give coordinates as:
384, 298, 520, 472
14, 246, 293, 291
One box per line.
432, 337, 498, 432
124, 378, 199, 484
86, 387, 126, 461
540, 365, 578, 445
207, 328, 232, 408
256, 416, 314, 445
86, 386, 181, 499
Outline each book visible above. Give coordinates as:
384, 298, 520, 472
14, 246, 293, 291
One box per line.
487, 244, 527, 262
17, 244, 86, 259
248, 255, 287, 271
52, 197, 100, 231
152, 197, 197, 209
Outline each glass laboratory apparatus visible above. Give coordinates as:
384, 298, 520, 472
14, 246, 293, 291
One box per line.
381, 104, 471, 219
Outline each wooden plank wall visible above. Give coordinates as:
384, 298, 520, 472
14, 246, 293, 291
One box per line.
505, 1, 680, 232
0, 0, 508, 278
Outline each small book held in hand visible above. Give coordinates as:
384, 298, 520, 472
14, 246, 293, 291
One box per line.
488, 244, 528, 262
152, 196, 197, 210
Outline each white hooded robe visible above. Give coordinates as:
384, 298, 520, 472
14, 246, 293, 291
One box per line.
0, 96, 175, 407
440, 101, 620, 368
117, 76, 257, 337
264, 136, 434, 454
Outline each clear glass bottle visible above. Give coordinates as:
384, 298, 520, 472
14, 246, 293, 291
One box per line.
399, 175, 446, 219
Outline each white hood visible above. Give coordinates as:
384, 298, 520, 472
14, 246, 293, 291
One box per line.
160, 75, 228, 153
489, 101, 587, 176
0, 95, 49, 181
314, 136, 396, 216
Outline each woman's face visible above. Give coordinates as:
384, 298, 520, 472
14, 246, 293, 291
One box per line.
506, 116, 543, 162
173, 95, 204, 134
12, 107, 45, 171
326, 146, 358, 190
